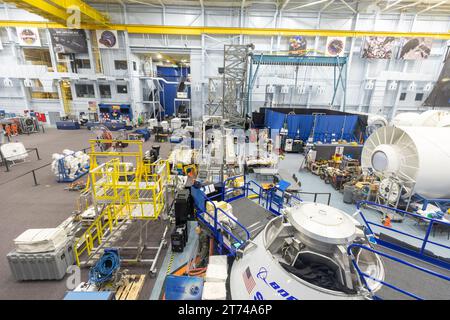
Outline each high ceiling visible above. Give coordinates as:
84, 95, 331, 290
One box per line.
87, 0, 450, 15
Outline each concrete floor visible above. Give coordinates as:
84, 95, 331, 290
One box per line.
1, 131, 449, 300
0, 128, 173, 300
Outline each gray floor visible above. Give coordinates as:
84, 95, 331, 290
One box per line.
0, 128, 173, 300
1, 132, 449, 300
277, 153, 450, 299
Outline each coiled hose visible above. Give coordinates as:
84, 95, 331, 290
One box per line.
88, 249, 120, 285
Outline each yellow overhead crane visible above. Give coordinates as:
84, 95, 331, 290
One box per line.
2, 0, 109, 26
0, 20, 448, 39
0, 1, 449, 38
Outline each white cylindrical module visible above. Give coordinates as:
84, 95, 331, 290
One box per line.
362, 126, 450, 199
417, 110, 449, 127
437, 114, 450, 128
391, 112, 421, 127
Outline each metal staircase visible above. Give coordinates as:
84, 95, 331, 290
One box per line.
73, 140, 171, 274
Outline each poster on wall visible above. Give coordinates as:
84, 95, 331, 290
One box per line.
399, 37, 433, 60
88, 101, 97, 113
325, 37, 346, 57
361, 36, 396, 59
49, 29, 88, 54
16, 27, 41, 47
96, 30, 119, 49
288, 36, 308, 56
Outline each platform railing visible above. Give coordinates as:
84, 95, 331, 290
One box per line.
222, 175, 246, 202
74, 200, 128, 266
348, 243, 450, 300
356, 200, 450, 269
192, 186, 250, 255
246, 180, 265, 206
194, 175, 335, 254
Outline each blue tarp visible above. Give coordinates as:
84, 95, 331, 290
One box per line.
191, 186, 206, 213
157, 66, 190, 116
265, 109, 286, 130
286, 114, 314, 140
264, 110, 358, 142
313, 115, 358, 142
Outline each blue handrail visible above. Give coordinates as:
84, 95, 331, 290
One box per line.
222, 174, 246, 202
192, 186, 251, 254
356, 200, 450, 269
246, 180, 265, 206
197, 208, 248, 252
347, 243, 450, 300
193, 176, 310, 255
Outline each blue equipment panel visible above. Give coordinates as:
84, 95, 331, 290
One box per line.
99, 103, 133, 120
134, 129, 151, 141
56, 121, 80, 130
63, 291, 115, 300
277, 180, 291, 192
86, 121, 128, 131
164, 275, 203, 300
170, 136, 183, 143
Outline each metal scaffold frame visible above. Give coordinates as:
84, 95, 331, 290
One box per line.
247, 55, 348, 111
222, 44, 253, 128
74, 140, 171, 275
205, 76, 223, 117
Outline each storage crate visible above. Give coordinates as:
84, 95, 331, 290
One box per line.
7, 239, 75, 281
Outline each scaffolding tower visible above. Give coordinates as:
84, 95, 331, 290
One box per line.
221, 44, 254, 128
205, 77, 223, 117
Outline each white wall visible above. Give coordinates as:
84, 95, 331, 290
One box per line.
0, 4, 449, 121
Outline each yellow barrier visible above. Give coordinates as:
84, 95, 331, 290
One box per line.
74, 141, 172, 265
74, 202, 127, 266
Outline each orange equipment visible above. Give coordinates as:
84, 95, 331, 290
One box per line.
382, 215, 392, 227
11, 124, 18, 136
4, 125, 11, 137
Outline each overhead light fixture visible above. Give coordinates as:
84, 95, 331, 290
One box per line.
388, 81, 398, 91
365, 80, 374, 90
156, 53, 162, 59
423, 82, 433, 92
3, 78, 13, 87
297, 85, 306, 95
316, 85, 324, 95
24, 79, 33, 87
407, 82, 417, 92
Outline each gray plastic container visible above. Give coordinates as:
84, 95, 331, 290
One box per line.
7, 239, 75, 281
343, 185, 355, 204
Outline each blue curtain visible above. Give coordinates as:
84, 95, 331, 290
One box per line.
264, 112, 358, 143
341, 116, 358, 141
265, 110, 286, 130
313, 115, 358, 142
287, 115, 314, 140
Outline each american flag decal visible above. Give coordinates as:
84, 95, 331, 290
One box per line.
242, 267, 256, 294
